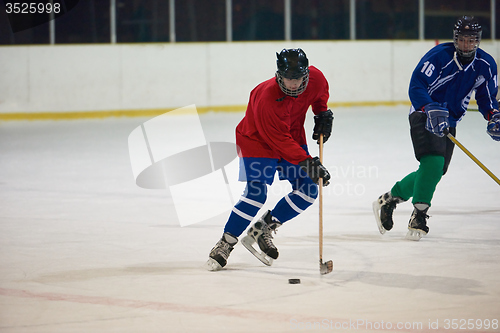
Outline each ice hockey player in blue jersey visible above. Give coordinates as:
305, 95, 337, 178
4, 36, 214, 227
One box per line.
373, 16, 500, 241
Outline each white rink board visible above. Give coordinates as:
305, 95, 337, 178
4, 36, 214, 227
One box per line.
1, 41, 498, 114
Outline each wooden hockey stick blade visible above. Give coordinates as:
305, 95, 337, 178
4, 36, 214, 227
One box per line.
445, 132, 500, 186
320, 259, 333, 275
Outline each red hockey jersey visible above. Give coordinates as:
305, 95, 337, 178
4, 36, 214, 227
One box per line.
236, 66, 330, 165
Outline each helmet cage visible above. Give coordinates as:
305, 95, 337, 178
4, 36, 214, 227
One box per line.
453, 16, 482, 60
275, 71, 309, 97
275, 48, 310, 97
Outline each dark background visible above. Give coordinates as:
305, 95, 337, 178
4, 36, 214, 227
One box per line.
0, 0, 496, 44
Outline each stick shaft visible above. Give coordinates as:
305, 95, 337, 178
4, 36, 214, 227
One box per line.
447, 133, 500, 186
319, 134, 324, 260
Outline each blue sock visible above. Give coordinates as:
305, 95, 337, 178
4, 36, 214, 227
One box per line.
272, 181, 318, 223
224, 182, 267, 237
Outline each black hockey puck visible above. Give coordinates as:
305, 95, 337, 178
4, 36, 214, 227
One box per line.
288, 278, 301, 284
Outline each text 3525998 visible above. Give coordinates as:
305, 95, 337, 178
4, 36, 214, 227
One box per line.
5, 2, 61, 14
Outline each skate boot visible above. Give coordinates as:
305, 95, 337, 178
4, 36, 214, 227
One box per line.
372, 191, 405, 234
206, 232, 238, 271
405, 203, 430, 241
241, 210, 281, 266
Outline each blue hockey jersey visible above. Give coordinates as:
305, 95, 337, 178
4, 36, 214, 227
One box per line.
409, 42, 498, 127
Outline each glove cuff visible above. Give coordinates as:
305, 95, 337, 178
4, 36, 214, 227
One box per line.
314, 109, 333, 119
423, 102, 448, 113
487, 109, 500, 121
298, 157, 312, 168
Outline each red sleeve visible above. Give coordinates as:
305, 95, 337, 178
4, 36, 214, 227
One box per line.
309, 66, 330, 115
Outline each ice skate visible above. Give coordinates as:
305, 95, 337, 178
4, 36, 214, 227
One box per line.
206, 232, 238, 271
405, 203, 430, 241
241, 210, 281, 266
373, 192, 405, 234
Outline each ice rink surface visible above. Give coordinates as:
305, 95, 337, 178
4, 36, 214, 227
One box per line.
0, 105, 499, 332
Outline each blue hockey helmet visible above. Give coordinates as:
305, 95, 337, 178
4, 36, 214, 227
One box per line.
453, 16, 482, 60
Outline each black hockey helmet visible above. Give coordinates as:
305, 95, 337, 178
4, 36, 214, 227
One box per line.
276, 48, 309, 79
453, 16, 482, 60
275, 48, 310, 96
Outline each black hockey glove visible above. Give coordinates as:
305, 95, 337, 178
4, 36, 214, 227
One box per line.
312, 110, 334, 144
299, 157, 330, 186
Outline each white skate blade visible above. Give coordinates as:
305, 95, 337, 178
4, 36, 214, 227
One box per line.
405, 228, 427, 241
372, 200, 387, 235
205, 258, 223, 271
241, 235, 273, 266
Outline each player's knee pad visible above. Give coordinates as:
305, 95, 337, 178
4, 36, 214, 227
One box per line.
224, 182, 267, 237
296, 176, 318, 200
419, 155, 445, 173
244, 181, 267, 204
270, 177, 317, 224
287, 189, 316, 212
234, 181, 267, 217
289, 178, 318, 210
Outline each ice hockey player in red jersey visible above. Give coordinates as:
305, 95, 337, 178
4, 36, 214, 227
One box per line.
207, 48, 333, 271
